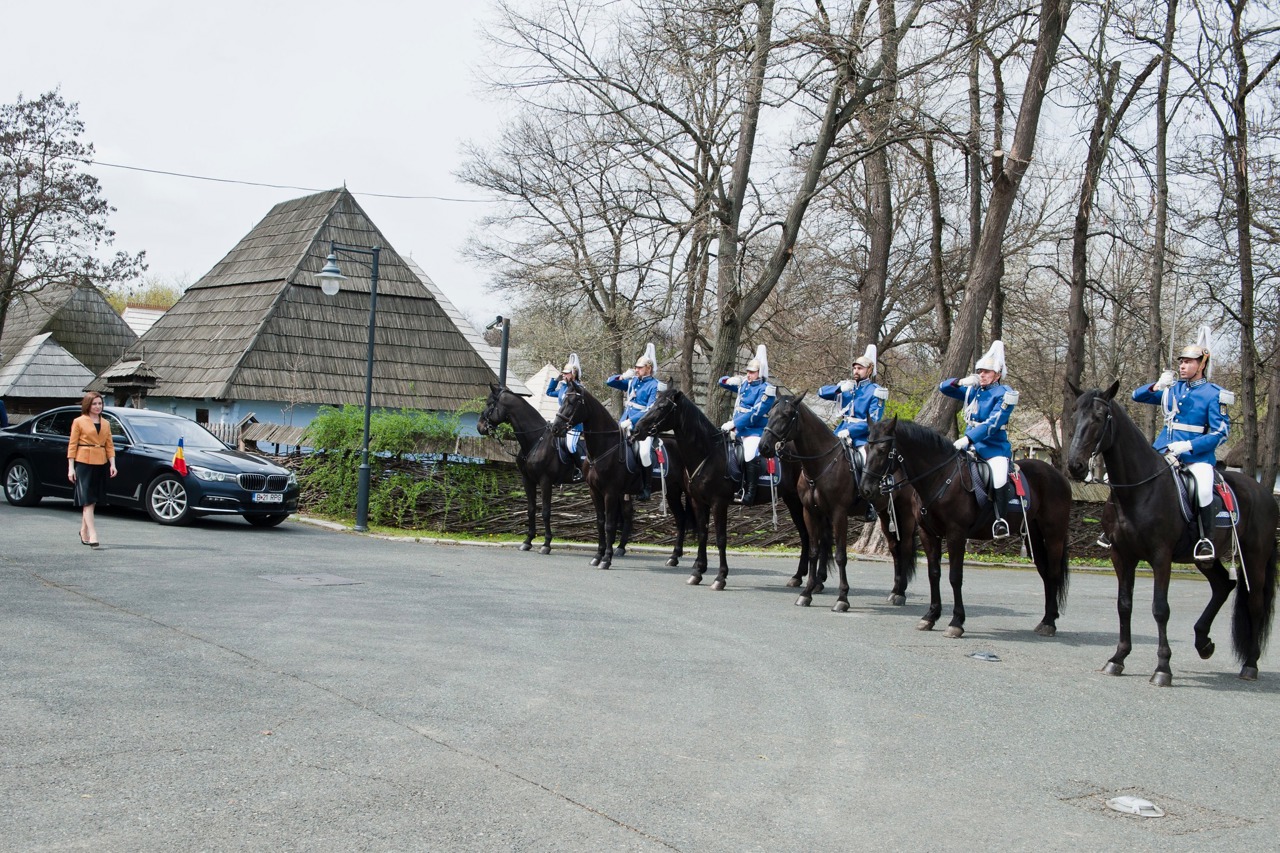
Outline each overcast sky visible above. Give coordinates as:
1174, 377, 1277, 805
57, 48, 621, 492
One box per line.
8, 0, 512, 330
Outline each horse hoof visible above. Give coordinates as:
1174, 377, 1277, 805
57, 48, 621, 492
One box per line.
598, 561, 611, 571
1034, 623, 1056, 637
666, 557, 679, 567
589, 558, 600, 567
687, 575, 702, 586
1197, 641, 1215, 660
711, 579, 726, 591
615, 547, 627, 558
1149, 671, 1173, 687
786, 578, 802, 588
888, 594, 906, 606
943, 626, 964, 639
833, 601, 850, 613
519, 543, 533, 552
1240, 666, 1259, 681
1101, 661, 1124, 676
796, 596, 812, 607
916, 620, 935, 631
539, 545, 551, 555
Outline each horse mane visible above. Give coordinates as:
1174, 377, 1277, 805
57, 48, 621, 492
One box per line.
894, 419, 957, 457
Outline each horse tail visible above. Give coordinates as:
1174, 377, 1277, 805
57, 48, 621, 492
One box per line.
1028, 521, 1070, 614
1232, 535, 1279, 666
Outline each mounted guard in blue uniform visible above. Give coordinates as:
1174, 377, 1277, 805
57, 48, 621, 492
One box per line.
818, 343, 888, 521
606, 343, 660, 500
939, 340, 1019, 538
1132, 326, 1231, 560
546, 353, 585, 480
718, 344, 777, 504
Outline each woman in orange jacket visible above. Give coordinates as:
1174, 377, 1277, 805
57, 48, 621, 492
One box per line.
67, 392, 117, 547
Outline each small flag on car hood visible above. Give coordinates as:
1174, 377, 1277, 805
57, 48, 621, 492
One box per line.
172, 437, 188, 476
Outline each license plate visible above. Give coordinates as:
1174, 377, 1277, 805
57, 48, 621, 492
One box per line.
252, 493, 283, 503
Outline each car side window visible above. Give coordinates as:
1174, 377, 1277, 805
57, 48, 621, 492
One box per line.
36, 411, 77, 437
103, 413, 130, 446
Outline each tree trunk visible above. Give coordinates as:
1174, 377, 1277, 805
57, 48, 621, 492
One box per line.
1229, 0, 1258, 476
917, 0, 1074, 432
1145, 0, 1178, 439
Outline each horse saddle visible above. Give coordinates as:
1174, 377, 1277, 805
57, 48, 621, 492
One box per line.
624, 437, 671, 478
555, 436, 581, 465
722, 436, 781, 488
1173, 468, 1237, 528
963, 457, 1031, 515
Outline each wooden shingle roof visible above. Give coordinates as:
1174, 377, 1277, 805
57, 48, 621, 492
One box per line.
0, 281, 138, 376
121, 188, 502, 410
0, 333, 96, 398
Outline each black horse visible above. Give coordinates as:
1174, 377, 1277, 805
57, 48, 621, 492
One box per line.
758, 393, 918, 611
1067, 382, 1278, 683
861, 417, 1072, 638
632, 388, 816, 591
477, 384, 587, 554
551, 382, 692, 571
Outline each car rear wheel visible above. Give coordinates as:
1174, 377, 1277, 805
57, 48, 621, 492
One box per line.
4, 458, 41, 507
245, 512, 289, 528
145, 473, 192, 525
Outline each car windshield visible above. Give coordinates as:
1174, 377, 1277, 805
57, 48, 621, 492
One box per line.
126, 416, 226, 449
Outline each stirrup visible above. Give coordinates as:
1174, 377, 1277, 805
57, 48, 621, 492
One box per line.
992, 517, 1011, 539
1193, 538, 1215, 561
863, 504, 877, 523
1096, 533, 1111, 548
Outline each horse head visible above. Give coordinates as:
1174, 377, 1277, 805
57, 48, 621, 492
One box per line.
759, 391, 806, 458
477, 383, 506, 436
859, 416, 899, 502
1066, 380, 1120, 481
633, 388, 680, 441
551, 381, 586, 437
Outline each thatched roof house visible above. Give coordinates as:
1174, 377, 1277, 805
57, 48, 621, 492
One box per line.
0, 281, 138, 415
105, 188, 516, 427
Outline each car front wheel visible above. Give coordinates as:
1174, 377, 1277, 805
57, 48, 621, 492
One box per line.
245, 512, 289, 528
145, 473, 192, 525
4, 458, 41, 507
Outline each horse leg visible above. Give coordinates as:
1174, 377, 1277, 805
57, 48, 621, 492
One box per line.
665, 490, 686, 568
785, 494, 809, 588
1192, 558, 1235, 662
943, 535, 967, 638
832, 509, 851, 613
599, 494, 620, 570
688, 501, 710, 585
538, 477, 554, 555
1103, 551, 1139, 676
589, 488, 606, 567
918, 528, 943, 631
796, 506, 825, 607
520, 473, 537, 551
616, 497, 632, 558
1150, 560, 1174, 686
710, 501, 730, 590
1029, 521, 1063, 636
883, 503, 911, 605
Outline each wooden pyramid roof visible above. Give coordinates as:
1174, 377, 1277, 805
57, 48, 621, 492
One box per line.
0, 281, 138, 377
0, 332, 96, 398
121, 188, 502, 410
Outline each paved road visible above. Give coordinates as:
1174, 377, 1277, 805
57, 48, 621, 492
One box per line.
2, 500, 1277, 852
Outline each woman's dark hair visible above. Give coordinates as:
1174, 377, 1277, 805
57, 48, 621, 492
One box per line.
80, 392, 103, 415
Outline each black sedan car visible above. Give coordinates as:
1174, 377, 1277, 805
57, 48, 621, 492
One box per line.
1, 405, 299, 526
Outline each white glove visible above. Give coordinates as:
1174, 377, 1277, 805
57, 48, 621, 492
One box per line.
958, 374, 980, 387
953, 436, 971, 451
1166, 440, 1193, 456
838, 379, 855, 393
721, 420, 736, 432
619, 419, 632, 433
722, 375, 743, 387
1154, 370, 1175, 391
621, 369, 636, 380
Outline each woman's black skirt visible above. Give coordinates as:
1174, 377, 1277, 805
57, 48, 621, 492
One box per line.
73, 462, 108, 507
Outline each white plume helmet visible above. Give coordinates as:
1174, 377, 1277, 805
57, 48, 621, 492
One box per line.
974, 340, 1006, 375
744, 344, 769, 379
634, 342, 657, 371
1177, 326, 1213, 378
561, 352, 581, 378
853, 344, 878, 377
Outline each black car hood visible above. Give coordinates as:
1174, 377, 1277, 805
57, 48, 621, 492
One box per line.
165, 446, 291, 474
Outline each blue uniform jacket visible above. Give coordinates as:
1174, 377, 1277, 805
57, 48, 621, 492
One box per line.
938, 379, 1014, 459
718, 376, 776, 437
817, 380, 885, 446
1132, 378, 1228, 465
605, 373, 658, 426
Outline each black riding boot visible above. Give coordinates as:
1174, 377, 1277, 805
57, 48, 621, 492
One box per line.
638, 463, 652, 501
863, 502, 877, 523
991, 483, 1012, 539
1194, 503, 1216, 561
741, 458, 760, 505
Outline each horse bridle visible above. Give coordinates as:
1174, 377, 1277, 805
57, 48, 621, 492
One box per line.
552, 386, 585, 436
1087, 395, 1176, 490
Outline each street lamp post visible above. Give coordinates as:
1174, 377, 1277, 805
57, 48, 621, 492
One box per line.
314, 242, 380, 532
485, 315, 510, 386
